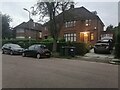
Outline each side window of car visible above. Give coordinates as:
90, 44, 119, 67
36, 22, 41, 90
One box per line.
5, 44, 9, 48
29, 45, 35, 50
34, 45, 39, 50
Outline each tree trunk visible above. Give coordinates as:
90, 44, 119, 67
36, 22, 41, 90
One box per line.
52, 39, 57, 52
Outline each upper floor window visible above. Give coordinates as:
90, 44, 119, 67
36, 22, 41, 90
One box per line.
65, 21, 76, 28
33, 23, 36, 27
39, 32, 42, 38
44, 27, 47, 31
85, 19, 91, 26
16, 29, 24, 33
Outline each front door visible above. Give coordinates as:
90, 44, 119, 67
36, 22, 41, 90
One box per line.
80, 32, 90, 43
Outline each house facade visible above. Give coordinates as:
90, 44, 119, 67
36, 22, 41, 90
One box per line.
43, 6, 104, 45
13, 19, 43, 40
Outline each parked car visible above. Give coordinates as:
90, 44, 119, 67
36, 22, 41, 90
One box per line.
94, 39, 114, 54
22, 44, 51, 59
2, 43, 24, 55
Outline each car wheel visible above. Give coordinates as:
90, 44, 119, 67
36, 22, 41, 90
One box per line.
94, 49, 97, 53
109, 50, 112, 54
37, 53, 41, 59
22, 52, 26, 57
2, 50, 4, 54
47, 55, 51, 58
10, 51, 13, 55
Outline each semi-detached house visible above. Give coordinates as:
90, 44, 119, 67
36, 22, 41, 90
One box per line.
42, 6, 104, 45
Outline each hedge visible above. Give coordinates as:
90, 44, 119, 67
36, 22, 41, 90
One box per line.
115, 29, 120, 59
2, 39, 89, 56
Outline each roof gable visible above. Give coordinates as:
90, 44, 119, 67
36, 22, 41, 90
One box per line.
14, 19, 43, 31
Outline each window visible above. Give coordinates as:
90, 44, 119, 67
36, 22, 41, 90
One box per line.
89, 19, 91, 25
39, 32, 42, 38
90, 33, 94, 41
29, 45, 35, 50
65, 21, 76, 28
85, 19, 91, 26
73, 21, 76, 26
45, 27, 47, 30
16, 29, 24, 33
85, 20, 89, 26
64, 33, 77, 42
33, 23, 36, 27
16, 36, 25, 39
74, 34, 76, 41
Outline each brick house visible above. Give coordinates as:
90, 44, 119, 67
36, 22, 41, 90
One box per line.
13, 19, 43, 40
43, 6, 104, 45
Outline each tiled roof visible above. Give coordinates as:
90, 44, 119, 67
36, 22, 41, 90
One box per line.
44, 6, 104, 26
14, 19, 43, 31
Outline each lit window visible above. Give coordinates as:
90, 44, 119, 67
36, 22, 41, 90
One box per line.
91, 33, 94, 41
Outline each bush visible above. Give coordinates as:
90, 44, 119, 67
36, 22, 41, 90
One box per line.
115, 29, 120, 59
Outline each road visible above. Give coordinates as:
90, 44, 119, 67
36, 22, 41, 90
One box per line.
2, 54, 118, 88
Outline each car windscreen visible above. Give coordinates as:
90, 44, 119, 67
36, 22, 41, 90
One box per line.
97, 40, 109, 43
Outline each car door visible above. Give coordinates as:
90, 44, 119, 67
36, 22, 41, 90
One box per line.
2, 44, 8, 53
28, 45, 37, 56
4, 44, 11, 54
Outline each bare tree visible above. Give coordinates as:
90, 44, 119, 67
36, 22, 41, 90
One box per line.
32, 0, 74, 52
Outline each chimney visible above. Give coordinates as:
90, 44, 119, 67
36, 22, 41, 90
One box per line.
70, 2, 74, 9
92, 11, 97, 15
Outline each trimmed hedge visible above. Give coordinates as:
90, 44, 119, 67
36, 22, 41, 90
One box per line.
2, 39, 89, 56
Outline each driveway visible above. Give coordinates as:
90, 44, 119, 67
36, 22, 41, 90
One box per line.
2, 54, 118, 88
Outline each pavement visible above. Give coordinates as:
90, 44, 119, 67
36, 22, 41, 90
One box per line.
2, 54, 118, 88
77, 49, 120, 64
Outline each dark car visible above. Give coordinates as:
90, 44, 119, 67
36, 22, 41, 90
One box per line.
22, 44, 51, 59
2, 43, 24, 55
94, 39, 114, 54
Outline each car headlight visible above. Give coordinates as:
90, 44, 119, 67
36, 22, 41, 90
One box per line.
106, 46, 109, 49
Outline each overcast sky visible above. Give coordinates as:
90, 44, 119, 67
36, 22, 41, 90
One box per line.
0, 0, 119, 30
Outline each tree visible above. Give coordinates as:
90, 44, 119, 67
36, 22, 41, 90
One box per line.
1, 13, 12, 39
32, 1, 74, 52
106, 25, 113, 31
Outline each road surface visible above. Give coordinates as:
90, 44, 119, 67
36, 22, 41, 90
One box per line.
2, 54, 118, 88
